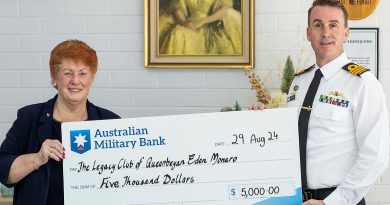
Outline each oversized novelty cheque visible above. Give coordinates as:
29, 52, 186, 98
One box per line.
62, 108, 303, 205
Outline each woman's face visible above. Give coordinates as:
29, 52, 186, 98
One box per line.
53, 59, 95, 106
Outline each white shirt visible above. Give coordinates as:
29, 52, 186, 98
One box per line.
287, 53, 389, 205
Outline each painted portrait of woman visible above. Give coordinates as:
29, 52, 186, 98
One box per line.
158, 0, 242, 55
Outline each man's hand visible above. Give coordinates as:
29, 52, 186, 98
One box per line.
303, 199, 326, 205
248, 104, 265, 110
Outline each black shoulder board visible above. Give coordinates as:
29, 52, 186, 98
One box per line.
342, 63, 370, 77
295, 64, 315, 76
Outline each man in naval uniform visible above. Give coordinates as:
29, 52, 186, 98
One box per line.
289, 0, 389, 204
250, 0, 388, 204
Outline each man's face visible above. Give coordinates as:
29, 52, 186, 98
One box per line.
307, 6, 349, 64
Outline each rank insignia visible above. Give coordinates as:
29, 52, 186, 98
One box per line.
295, 64, 315, 76
342, 63, 370, 76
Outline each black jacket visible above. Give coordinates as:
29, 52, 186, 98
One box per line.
0, 95, 120, 205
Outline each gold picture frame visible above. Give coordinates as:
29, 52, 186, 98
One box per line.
144, 0, 254, 68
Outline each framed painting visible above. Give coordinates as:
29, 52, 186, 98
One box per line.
144, 0, 254, 68
344, 28, 379, 78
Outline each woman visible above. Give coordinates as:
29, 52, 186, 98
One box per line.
0, 39, 120, 205
159, 0, 242, 55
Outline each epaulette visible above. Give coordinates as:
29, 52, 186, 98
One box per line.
342, 62, 370, 77
295, 64, 315, 76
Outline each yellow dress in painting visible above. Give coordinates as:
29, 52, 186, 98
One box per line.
159, 0, 242, 55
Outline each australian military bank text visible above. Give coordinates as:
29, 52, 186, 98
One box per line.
93, 126, 166, 149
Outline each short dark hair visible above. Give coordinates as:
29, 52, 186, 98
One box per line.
308, 0, 348, 27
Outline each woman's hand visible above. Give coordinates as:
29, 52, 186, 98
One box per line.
35, 139, 65, 168
185, 18, 207, 31
7, 139, 65, 184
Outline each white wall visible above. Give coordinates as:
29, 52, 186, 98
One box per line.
0, 0, 389, 203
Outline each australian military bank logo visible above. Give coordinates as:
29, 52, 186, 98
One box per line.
70, 130, 91, 154
69, 126, 166, 153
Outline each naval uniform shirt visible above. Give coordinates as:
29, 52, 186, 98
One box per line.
287, 52, 389, 205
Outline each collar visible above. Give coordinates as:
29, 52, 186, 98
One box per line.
38, 95, 98, 143
38, 95, 57, 125
315, 52, 351, 80
38, 95, 99, 123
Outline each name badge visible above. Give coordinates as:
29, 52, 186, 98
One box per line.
287, 95, 296, 102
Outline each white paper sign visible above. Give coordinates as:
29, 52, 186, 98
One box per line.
62, 108, 302, 205
344, 28, 378, 77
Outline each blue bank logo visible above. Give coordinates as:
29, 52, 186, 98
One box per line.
70, 130, 91, 154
